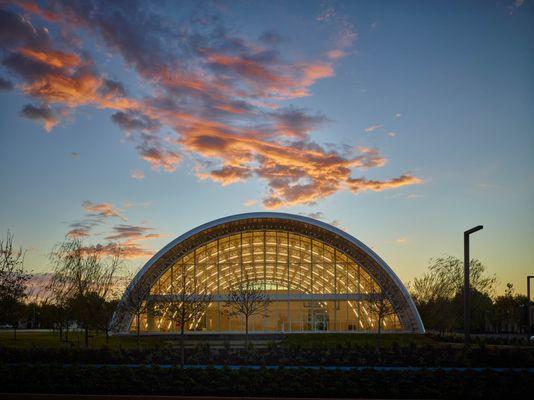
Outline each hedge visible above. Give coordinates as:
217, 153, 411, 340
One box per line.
1, 343, 533, 367
0, 364, 532, 398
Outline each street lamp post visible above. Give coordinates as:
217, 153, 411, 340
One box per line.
528, 275, 534, 342
464, 225, 483, 347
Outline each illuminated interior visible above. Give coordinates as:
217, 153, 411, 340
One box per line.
130, 230, 401, 333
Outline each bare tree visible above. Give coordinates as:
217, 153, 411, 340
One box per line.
0, 231, 31, 340
161, 266, 213, 367
224, 274, 271, 349
47, 236, 122, 346
413, 256, 496, 300
368, 291, 397, 335
114, 275, 150, 347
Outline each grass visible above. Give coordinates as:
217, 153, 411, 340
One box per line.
0, 330, 436, 350
0, 330, 174, 349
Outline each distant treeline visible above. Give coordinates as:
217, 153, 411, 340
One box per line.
410, 256, 530, 334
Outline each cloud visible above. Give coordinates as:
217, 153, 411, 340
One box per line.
66, 219, 100, 238
0, 76, 13, 90
136, 141, 181, 172
65, 201, 161, 259
19, 103, 59, 131
326, 49, 345, 60
0, 8, 50, 47
199, 164, 253, 186
364, 123, 383, 133
269, 106, 328, 139
130, 169, 145, 180
1, 2, 422, 209
302, 211, 324, 220
84, 242, 154, 260
347, 174, 423, 193
244, 199, 257, 207
316, 6, 336, 22
300, 211, 345, 230
387, 131, 397, 137
111, 111, 159, 134
105, 224, 157, 241
100, 79, 126, 98
395, 113, 402, 118
82, 201, 126, 221
103, 223, 165, 259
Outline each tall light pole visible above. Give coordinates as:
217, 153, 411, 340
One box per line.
528, 275, 534, 342
464, 225, 483, 347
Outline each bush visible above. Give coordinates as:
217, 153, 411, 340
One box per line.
0, 364, 531, 398
1, 343, 533, 367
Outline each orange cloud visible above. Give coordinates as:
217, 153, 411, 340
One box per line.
3, 3, 423, 209
19, 103, 59, 132
346, 174, 423, 193
82, 201, 126, 221
102, 224, 166, 259
137, 145, 181, 172
23, 72, 138, 111
17, 47, 81, 69
15, 0, 61, 22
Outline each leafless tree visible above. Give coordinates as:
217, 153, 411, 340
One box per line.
368, 291, 397, 335
47, 236, 122, 346
160, 265, 213, 367
412, 256, 497, 301
224, 274, 271, 349
115, 278, 151, 348
0, 231, 31, 340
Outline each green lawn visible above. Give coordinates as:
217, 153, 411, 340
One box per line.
0, 330, 174, 349
0, 330, 435, 349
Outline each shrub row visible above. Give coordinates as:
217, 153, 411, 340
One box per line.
0, 364, 532, 398
426, 333, 528, 346
1, 342, 533, 367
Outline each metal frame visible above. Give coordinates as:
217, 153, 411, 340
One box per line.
111, 212, 425, 334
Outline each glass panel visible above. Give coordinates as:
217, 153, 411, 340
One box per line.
132, 229, 403, 333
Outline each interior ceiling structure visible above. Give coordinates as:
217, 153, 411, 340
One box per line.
112, 212, 425, 334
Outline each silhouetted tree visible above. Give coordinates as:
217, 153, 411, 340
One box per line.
491, 283, 527, 333
161, 266, 212, 367
224, 273, 271, 349
368, 291, 397, 335
0, 231, 31, 340
47, 237, 122, 346
410, 256, 496, 333
115, 275, 150, 347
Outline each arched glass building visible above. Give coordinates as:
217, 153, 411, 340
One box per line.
112, 213, 424, 334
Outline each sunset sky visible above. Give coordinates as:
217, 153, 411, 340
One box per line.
0, 0, 532, 293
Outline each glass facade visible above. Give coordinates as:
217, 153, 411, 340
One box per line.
132, 230, 401, 333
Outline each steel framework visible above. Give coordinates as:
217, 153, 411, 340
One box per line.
111, 213, 425, 334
